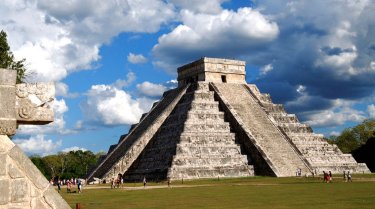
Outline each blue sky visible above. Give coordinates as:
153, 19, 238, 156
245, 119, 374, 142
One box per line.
2, 0, 375, 155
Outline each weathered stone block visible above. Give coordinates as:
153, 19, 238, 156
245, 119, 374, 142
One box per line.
0, 179, 10, 205
0, 135, 15, 153
0, 69, 17, 136
8, 146, 49, 190
8, 161, 25, 179
31, 197, 50, 209
0, 154, 7, 176
43, 186, 71, 209
11, 179, 29, 203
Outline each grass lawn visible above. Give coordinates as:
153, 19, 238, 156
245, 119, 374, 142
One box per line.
60, 174, 375, 209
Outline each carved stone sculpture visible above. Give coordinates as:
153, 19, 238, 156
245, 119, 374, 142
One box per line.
0, 69, 54, 135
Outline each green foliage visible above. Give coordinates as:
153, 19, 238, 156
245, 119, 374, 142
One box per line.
30, 150, 100, 180
330, 119, 375, 153
0, 30, 27, 83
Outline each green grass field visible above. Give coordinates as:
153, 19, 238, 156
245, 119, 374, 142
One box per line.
60, 174, 375, 209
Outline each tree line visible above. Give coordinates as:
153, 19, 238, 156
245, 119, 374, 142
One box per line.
30, 150, 104, 180
329, 119, 375, 171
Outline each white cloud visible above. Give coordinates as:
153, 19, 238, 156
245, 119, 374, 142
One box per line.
260, 64, 273, 76
14, 134, 62, 156
17, 98, 71, 135
81, 84, 154, 126
304, 103, 366, 127
127, 53, 148, 64
153, 7, 279, 72
136, 81, 168, 97
113, 72, 136, 89
2, 0, 175, 82
62, 146, 87, 153
368, 104, 375, 119
329, 131, 340, 136
169, 0, 227, 14
55, 82, 79, 98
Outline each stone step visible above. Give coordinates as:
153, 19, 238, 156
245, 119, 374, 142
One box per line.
179, 134, 235, 145
175, 145, 242, 156
182, 123, 231, 132
269, 113, 299, 123
175, 101, 220, 112
171, 156, 248, 167
182, 91, 215, 102
278, 123, 313, 133
262, 103, 286, 113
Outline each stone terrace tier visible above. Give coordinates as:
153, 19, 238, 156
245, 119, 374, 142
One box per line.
246, 84, 370, 174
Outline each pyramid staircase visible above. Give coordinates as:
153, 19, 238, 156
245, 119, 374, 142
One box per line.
124, 82, 253, 181
211, 83, 311, 176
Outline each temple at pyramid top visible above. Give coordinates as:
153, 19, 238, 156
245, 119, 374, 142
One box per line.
177, 57, 246, 86
88, 57, 369, 183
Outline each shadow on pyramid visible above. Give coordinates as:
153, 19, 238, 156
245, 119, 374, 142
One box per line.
87, 58, 370, 183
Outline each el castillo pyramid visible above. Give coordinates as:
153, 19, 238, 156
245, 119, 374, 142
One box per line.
88, 58, 369, 182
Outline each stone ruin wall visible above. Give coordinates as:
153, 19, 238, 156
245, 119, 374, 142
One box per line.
0, 69, 70, 209
0, 135, 70, 209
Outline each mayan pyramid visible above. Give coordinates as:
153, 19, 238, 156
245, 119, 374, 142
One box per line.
88, 58, 370, 182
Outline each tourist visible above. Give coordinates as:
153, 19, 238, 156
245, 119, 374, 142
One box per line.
67, 180, 71, 193
57, 179, 61, 193
143, 176, 147, 188
347, 171, 352, 182
328, 171, 332, 183
77, 179, 82, 193
111, 178, 115, 189
120, 176, 124, 188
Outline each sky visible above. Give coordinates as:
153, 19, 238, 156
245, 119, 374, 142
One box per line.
1, 0, 375, 156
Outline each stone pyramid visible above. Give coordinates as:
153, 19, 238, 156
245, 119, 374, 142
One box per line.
88, 58, 369, 182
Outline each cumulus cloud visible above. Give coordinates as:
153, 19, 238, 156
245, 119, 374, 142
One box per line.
260, 64, 273, 76
17, 98, 71, 135
169, 0, 227, 14
368, 104, 375, 119
113, 72, 136, 89
81, 83, 154, 126
136, 81, 168, 97
14, 134, 62, 156
153, 7, 279, 73
127, 53, 148, 64
1, 0, 175, 82
62, 146, 87, 153
55, 82, 79, 98
302, 99, 367, 127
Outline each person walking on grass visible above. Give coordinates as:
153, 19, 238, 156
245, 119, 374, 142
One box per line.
347, 171, 352, 182
143, 176, 147, 188
329, 171, 333, 183
77, 179, 82, 193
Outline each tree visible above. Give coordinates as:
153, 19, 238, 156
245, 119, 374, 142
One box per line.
330, 119, 375, 153
29, 150, 101, 180
0, 30, 27, 83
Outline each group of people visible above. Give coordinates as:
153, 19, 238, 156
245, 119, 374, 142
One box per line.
52, 177, 83, 193
343, 171, 353, 182
110, 174, 148, 189
322, 171, 333, 183
110, 174, 124, 189
322, 170, 353, 183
